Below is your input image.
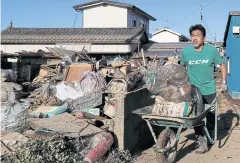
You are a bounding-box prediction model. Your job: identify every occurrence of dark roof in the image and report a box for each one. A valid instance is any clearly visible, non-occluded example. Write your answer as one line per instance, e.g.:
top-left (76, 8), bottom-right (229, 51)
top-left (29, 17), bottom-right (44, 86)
top-left (143, 42), bottom-right (192, 57)
top-left (1, 27), bottom-right (148, 44)
top-left (73, 0), bottom-right (156, 21)
top-left (143, 42), bottom-right (192, 50)
top-left (223, 11), bottom-right (240, 46)
top-left (144, 49), bottom-right (183, 57)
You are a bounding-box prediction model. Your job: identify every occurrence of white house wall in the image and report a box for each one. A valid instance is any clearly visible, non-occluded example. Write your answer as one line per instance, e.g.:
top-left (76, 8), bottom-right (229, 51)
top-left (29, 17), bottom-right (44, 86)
top-left (83, 5), bottom-right (128, 28)
top-left (150, 31), bottom-right (180, 43)
top-left (1, 44), bottom-right (134, 54)
top-left (127, 10), bottom-right (149, 33)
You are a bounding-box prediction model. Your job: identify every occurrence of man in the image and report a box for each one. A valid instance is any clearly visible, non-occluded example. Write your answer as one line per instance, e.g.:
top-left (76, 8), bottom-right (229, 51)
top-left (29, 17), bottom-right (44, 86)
top-left (181, 24), bottom-right (227, 154)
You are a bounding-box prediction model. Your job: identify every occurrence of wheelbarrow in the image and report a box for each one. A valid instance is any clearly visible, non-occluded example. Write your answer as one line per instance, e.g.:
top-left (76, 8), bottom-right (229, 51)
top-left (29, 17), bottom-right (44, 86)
top-left (132, 98), bottom-right (218, 163)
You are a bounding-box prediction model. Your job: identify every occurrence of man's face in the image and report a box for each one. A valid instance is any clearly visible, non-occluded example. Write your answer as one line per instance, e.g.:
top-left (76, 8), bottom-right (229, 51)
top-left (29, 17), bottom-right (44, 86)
top-left (191, 30), bottom-right (206, 48)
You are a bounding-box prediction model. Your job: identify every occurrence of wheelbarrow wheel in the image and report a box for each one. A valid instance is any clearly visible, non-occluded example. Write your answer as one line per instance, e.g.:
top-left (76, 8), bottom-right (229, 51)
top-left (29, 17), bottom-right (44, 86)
top-left (156, 129), bottom-right (177, 163)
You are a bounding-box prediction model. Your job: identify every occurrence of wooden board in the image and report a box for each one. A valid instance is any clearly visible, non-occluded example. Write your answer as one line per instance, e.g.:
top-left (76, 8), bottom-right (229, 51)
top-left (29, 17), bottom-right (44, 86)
top-left (64, 64), bottom-right (94, 82)
top-left (28, 113), bottom-right (102, 137)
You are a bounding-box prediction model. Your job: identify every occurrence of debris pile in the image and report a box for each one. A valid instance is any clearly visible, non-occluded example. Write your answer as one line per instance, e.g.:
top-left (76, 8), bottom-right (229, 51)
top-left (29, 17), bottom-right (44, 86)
top-left (2, 134), bottom-right (132, 163)
top-left (1, 47), bottom-right (144, 162)
top-left (1, 46), bottom-right (190, 162)
top-left (146, 55), bottom-right (193, 117)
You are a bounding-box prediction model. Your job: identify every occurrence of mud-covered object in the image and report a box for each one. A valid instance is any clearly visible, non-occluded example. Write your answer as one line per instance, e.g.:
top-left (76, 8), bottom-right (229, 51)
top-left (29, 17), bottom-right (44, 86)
top-left (2, 136), bottom-right (132, 163)
top-left (1, 69), bottom-right (17, 82)
top-left (152, 96), bottom-right (186, 117)
top-left (146, 63), bottom-right (191, 102)
top-left (1, 82), bottom-right (23, 102)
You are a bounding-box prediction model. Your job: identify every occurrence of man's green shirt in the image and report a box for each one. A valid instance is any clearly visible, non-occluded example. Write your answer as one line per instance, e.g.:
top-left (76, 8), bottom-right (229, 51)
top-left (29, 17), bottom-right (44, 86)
top-left (180, 44), bottom-right (223, 95)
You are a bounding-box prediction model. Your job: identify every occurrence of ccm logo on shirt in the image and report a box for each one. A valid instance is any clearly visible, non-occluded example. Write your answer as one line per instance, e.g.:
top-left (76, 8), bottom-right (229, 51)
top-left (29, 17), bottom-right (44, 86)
top-left (189, 59), bottom-right (209, 65)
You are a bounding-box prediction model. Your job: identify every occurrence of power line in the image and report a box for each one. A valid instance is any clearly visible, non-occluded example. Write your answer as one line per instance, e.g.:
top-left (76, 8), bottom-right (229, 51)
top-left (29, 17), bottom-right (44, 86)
top-left (184, 0), bottom-right (221, 19)
top-left (73, 11), bottom-right (79, 28)
top-left (202, 18), bottom-right (215, 40)
top-left (152, 0), bottom-right (222, 32)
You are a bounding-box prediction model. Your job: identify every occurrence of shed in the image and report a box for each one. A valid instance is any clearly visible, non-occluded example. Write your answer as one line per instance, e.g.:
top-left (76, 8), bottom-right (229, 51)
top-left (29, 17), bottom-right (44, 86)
top-left (223, 11), bottom-right (240, 99)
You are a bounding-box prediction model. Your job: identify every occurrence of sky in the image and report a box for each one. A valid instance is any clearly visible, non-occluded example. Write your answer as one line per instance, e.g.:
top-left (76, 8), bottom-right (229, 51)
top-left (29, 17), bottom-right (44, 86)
top-left (1, 0), bottom-right (240, 41)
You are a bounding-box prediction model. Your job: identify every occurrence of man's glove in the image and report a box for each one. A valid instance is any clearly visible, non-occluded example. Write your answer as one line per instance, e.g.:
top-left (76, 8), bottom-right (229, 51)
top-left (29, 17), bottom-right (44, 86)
top-left (221, 80), bottom-right (227, 92)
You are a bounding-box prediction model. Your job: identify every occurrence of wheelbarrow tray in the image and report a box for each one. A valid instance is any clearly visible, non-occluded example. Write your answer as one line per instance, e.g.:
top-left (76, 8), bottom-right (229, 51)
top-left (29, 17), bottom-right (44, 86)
top-left (132, 104), bottom-right (213, 128)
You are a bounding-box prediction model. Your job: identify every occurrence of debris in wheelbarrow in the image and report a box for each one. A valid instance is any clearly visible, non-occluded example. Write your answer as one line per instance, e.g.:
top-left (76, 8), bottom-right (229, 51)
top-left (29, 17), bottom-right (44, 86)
top-left (152, 96), bottom-right (190, 117)
top-left (146, 62), bottom-right (192, 103)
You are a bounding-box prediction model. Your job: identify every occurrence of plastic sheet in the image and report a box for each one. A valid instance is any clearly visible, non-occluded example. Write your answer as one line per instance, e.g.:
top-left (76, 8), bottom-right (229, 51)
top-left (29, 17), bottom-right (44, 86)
top-left (55, 82), bottom-right (83, 101)
top-left (1, 101), bottom-right (30, 132)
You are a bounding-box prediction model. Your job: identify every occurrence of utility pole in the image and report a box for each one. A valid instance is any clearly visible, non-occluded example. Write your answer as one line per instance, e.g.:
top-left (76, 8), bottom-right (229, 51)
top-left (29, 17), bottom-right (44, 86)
top-left (200, 5), bottom-right (203, 24)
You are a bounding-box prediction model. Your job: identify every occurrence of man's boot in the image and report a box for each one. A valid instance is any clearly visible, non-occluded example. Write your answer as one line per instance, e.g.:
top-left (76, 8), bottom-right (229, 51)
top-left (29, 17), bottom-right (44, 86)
top-left (195, 135), bottom-right (208, 154)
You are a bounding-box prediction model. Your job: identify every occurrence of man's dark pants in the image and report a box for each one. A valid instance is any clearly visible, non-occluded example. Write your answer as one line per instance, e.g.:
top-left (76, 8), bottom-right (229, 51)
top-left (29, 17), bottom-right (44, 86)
top-left (194, 93), bottom-right (216, 136)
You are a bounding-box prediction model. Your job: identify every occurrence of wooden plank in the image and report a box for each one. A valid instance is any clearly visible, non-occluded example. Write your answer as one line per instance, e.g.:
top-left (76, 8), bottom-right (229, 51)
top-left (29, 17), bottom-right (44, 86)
top-left (29, 113), bottom-right (102, 137)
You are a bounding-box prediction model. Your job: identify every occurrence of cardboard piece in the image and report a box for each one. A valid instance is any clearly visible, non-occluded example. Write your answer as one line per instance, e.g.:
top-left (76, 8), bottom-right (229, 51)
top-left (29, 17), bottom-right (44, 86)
top-left (64, 64), bottom-right (95, 82)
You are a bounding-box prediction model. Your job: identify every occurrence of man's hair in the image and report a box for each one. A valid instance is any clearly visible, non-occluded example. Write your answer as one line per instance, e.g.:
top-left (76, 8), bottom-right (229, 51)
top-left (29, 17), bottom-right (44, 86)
top-left (189, 24), bottom-right (206, 37)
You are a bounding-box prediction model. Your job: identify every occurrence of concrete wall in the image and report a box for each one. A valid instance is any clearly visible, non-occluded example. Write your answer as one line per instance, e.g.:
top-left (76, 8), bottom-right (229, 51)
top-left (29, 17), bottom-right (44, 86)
top-left (226, 15), bottom-right (240, 99)
top-left (114, 88), bottom-right (155, 150)
top-left (150, 31), bottom-right (180, 43)
top-left (1, 44), bottom-right (135, 54)
top-left (83, 5), bottom-right (128, 28)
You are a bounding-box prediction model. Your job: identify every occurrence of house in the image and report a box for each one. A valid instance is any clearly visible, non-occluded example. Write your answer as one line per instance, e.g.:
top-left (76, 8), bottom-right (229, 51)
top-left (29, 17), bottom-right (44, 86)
top-left (223, 11), bottom-right (240, 99)
top-left (1, 25), bottom-right (148, 55)
top-left (150, 28), bottom-right (190, 43)
top-left (1, 0), bottom-right (155, 56)
top-left (73, 0), bottom-right (156, 34)
top-left (143, 42), bottom-right (192, 57)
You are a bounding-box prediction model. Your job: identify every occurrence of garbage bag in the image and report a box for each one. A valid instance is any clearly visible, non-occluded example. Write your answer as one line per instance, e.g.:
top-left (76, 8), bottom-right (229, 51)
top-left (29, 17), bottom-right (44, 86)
top-left (146, 63), bottom-right (191, 103)
top-left (55, 82), bottom-right (84, 101)
top-left (80, 71), bottom-right (107, 94)
top-left (1, 101), bottom-right (30, 132)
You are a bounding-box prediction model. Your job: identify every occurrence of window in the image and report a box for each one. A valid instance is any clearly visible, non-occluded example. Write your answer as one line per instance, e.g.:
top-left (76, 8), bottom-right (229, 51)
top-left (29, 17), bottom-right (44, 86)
top-left (131, 15), bottom-right (137, 27)
top-left (140, 19), bottom-right (147, 28)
